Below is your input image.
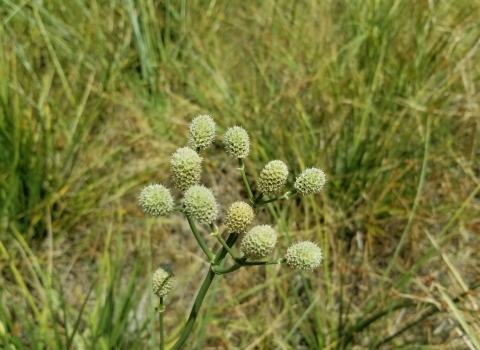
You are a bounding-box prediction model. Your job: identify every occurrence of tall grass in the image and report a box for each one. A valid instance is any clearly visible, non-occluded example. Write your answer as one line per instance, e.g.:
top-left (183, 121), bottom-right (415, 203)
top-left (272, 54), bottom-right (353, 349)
top-left (1, 0), bottom-right (479, 348)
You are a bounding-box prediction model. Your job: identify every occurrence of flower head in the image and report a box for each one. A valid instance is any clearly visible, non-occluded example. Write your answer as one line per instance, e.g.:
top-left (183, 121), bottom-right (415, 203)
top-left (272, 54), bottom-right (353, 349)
top-left (170, 147), bottom-right (203, 191)
top-left (225, 201), bottom-right (254, 234)
top-left (224, 126), bottom-right (250, 158)
top-left (138, 184), bottom-right (174, 217)
top-left (241, 225), bottom-right (277, 260)
top-left (152, 266), bottom-right (176, 297)
top-left (188, 115), bottom-right (216, 149)
top-left (294, 168), bottom-right (327, 195)
top-left (184, 185), bottom-right (219, 224)
top-left (257, 160), bottom-right (289, 197)
top-left (285, 241), bottom-right (323, 270)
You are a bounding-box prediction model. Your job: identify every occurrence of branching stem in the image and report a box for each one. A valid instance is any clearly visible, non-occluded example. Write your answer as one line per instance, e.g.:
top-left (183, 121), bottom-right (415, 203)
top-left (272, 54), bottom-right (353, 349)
top-left (238, 158), bottom-right (254, 202)
top-left (170, 233), bottom-right (239, 350)
top-left (255, 190), bottom-right (297, 206)
top-left (186, 215), bottom-right (215, 262)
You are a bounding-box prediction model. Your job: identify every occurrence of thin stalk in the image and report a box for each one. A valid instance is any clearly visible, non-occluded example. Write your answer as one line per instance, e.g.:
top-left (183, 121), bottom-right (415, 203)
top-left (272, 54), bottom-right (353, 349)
top-left (169, 269), bottom-right (216, 350)
top-left (173, 206), bottom-right (184, 212)
top-left (253, 193), bottom-right (264, 205)
top-left (210, 223), bottom-right (238, 260)
top-left (255, 190), bottom-right (297, 206)
top-left (159, 297), bottom-right (164, 350)
top-left (238, 158), bottom-right (254, 202)
top-left (186, 215), bottom-right (215, 262)
top-left (236, 257), bottom-right (286, 266)
top-left (212, 258), bottom-right (286, 275)
top-left (170, 233), bottom-right (239, 349)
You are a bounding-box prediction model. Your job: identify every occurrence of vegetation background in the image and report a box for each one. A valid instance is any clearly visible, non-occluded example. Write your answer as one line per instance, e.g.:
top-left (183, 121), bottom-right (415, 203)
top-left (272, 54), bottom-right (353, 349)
top-left (1, 0), bottom-right (480, 349)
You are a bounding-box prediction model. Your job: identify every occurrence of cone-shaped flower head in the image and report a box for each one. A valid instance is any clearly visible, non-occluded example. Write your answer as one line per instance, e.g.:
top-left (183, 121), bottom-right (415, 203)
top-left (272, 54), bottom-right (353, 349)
top-left (138, 184), bottom-right (174, 217)
top-left (285, 241), bottom-right (323, 270)
top-left (188, 115), bottom-right (216, 149)
top-left (294, 168), bottom-right (327, 195)
top-left (257, 160), bottom-right (289, 197)
top-left (224, 126), bottom-right (250, 158)
top-left (184, 185), bottom-right (219, 224)
top-left (170, 147), bottom-right (203, 191)
top-left (225, 201), bottom-right (254, 234)
top-left (152, 266), bottom-right (176, 297)
top-left (241, 225), bottom-right (277, 260)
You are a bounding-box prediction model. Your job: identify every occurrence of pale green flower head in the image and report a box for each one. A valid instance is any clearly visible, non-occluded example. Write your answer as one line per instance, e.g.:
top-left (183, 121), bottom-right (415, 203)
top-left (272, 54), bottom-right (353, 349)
top-left (188, 115), bottom-right (216, 150)
top-left (294, 168), bottom-right (327, 195)
top-left (138, 184), bottom-right (174, 217)
top-left (224, 126), bottom-right (250, 158)
top-left (170, 147), bottom-right (203, 191)
top-left (285, 241), bottom-right (323, 271)
top-left (225, 201), bottom-right (254, 234)
top-left (257, 160), bottom-right (289, 197)
top-left (241, 225), bottom-right (277, 260)
top-left (184, 185), bottom-right (219, 224)
top-left (152, 266), bottom-right (176, 297)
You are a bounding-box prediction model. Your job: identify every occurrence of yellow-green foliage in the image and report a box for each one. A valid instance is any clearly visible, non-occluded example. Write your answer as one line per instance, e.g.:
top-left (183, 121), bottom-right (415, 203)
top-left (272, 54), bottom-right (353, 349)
top-left (1, 0), bottom-right (480, 349)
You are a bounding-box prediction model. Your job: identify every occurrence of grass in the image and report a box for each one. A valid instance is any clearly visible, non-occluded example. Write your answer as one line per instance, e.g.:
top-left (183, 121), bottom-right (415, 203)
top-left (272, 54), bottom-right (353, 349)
top-left (1, 0), bottom-right (480, 348)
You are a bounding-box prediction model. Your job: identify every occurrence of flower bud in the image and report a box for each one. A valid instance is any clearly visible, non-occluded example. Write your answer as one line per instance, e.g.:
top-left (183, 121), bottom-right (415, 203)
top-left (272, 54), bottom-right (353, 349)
top-left (184, 185), bottom-right (219, 224)
top-left (257, 160), bottom-right (289, 196)
top-left (241, 225), bottom-right (277, 260)
top-left (170, 147), bottom-right (203, 191)
top-left (294, 168), bottom-right (326, 195)
top-left (138, 184), bottom-right (174, 217)
top-left (224, 126), bottom-right (250, 158)
top-left (188, 115), bottom-right (216, 149)
top-left (285, 241), bottom-right (323, 270)
top-left (152, 266), bottom-right (176, 297)
top-left (225, 201), bottom-right (254, 234)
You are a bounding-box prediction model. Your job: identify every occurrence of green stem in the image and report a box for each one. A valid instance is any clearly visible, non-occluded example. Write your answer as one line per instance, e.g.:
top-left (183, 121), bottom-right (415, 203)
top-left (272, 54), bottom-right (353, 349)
top-left (212, 258), bottom-right (286, 275)
top-left (212, 264), bottom-right (241, 274)
top-left (169, 269), bottom-right (215, 350)
top-left (253, 193), bottom-right (264, 205)
top-left (237, 257), bottom-right (286, 266)
top-left (210, 223), bottom-right (239, 260)
top-left (170, 233), bottom-right (239, 349)
top-left (186, 215), bottom-right (215, 262)
top-left (255, 190), bottom-right (297, 206)
top-left (238, 158), bottom-right (254, 202)
top-left (159, 297), bottom-right (164, 350)
top-left (173, 206), bottom-right (185, 212)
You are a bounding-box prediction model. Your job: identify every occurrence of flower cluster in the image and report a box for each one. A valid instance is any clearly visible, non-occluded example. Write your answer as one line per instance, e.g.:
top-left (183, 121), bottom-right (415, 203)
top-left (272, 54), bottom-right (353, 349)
top-left (139, 184), bottom-right (174, 217)
top-left (188, 115), bottom-right (216, 149)
top-left (285, 241), bottom-right (323, 270)
top-left (224, 126), bottom-right (250, 158)
top-left (152, 266), bottom-right (176, 297)
top-left (294, 168), bottom-right (327, 195)
top-left (139, 114), bottom-right (328, 299)
top-left (170, 147), bottom-right (203, 191)
top-left (257, 160), bottom-right (289, 196)
top-left (184, 185), bottom-right (219, 224)
top-left (225, 201), bottom-right (254, 234)
top-left (241, 225), bottom-right (277, 260)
